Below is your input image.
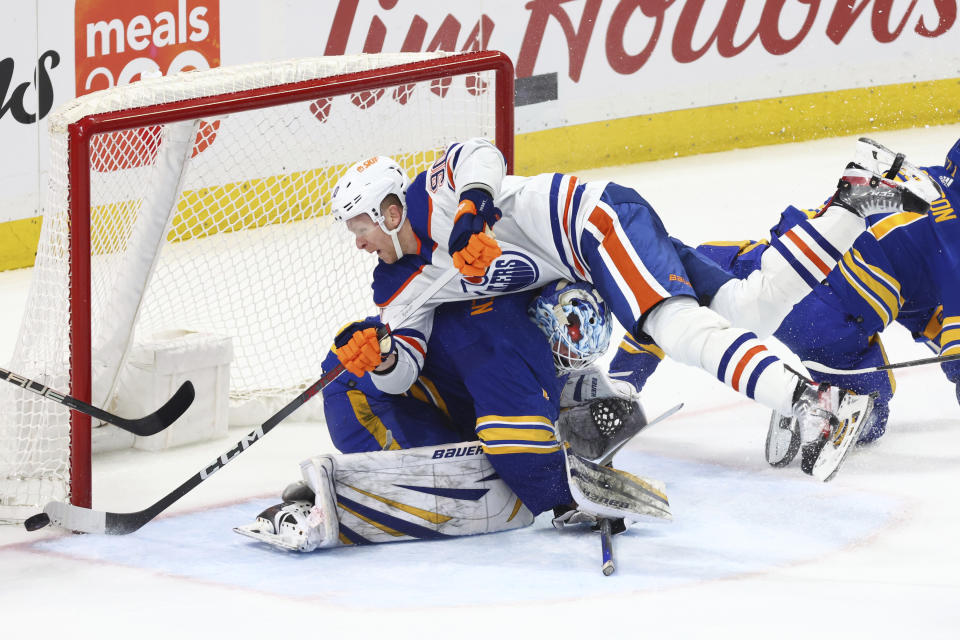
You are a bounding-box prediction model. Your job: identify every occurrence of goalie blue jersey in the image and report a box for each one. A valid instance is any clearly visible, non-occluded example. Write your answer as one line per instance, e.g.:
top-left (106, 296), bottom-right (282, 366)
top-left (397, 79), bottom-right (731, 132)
top-left (322, 290), bottom-right (569, 515)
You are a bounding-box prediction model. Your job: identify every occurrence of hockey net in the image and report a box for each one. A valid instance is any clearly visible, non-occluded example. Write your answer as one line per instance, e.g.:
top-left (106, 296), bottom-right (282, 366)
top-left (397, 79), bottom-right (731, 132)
top-left (0, 51), bottom-right (514, 522)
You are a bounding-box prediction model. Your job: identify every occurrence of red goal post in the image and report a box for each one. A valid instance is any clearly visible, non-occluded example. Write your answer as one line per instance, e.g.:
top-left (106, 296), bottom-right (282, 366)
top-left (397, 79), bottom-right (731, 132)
top-left (0, 51), bottom-right (514, 521)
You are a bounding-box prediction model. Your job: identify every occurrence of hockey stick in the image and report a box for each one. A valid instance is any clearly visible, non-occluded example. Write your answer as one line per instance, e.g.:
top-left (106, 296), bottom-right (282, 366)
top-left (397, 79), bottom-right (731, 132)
top-left (803, 351), bottom-right (960, 376)
top-left (594, 403), bottom-right (682, 576)
top-left (599, 517), bottom-right (615, 576)
top-left (597, 402), bottom-right (683, 467)
top-left (0, 366), bottom-right (195, 437)
top-left (27, 267), bottom-right (462, 534)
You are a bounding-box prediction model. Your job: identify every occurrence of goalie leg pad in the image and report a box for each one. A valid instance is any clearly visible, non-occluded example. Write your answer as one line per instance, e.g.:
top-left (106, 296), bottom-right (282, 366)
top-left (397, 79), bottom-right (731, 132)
top-left (330, 443), bottom-right (534, 545)
top-left (236, 442), bottom-right (535, 551)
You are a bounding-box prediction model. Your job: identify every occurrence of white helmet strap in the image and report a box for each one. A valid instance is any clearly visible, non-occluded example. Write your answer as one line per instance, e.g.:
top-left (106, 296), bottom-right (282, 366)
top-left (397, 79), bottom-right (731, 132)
top-left (377, 205), bottom-right (408, 259)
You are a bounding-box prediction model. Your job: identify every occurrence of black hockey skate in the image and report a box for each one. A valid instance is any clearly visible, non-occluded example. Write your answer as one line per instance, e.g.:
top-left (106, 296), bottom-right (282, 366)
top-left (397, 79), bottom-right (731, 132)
top-left (791, 379), bottom-right (875, 481)
top-left (834, 138), bottom-right (943, 218)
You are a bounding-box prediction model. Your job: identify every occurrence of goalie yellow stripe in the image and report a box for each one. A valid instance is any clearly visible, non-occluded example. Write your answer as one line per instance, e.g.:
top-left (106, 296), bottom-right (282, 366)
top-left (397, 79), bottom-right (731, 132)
top-left (476, 426), bottom-right (558, 443)
top-left (507, 498), bottom-right (525, 522)
top-left (343, 484), bottom-right (452, 525)
top-left (476, 414), bottom-right (555, 427)
top-left (337, 501), bottom-right (406, 537)
top-left (481, 443), bottom-right (562, 455)
top-left (346, 390), bottom-right (402, 451)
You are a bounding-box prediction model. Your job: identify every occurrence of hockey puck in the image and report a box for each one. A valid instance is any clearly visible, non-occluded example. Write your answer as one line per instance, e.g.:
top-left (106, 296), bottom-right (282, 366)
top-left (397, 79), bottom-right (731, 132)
top-left (23, 512), bottom-right (50, 531)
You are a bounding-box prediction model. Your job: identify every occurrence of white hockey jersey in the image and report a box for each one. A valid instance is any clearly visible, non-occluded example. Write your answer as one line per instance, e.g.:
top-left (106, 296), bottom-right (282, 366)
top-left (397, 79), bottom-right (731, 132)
top-left (370, 138), bottom-right (608, 394)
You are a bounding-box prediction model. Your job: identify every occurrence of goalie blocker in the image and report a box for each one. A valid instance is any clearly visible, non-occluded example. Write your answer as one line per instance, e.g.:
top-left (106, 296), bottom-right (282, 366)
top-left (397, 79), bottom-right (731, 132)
top-left (235, 434), bottom-right (672, 553)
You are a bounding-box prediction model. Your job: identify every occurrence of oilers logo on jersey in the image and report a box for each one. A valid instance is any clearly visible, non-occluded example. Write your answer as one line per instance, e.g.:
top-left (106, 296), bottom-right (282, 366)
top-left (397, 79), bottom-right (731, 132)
top-left (458, 251), bottom-right (540, 295)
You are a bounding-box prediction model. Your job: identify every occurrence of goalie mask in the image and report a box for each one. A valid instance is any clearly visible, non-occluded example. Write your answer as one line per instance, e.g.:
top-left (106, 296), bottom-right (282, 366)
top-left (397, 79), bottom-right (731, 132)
top-left (529, 280), bottom-right (613, 372)
top-left (331, 156), bottom-right (412, 258)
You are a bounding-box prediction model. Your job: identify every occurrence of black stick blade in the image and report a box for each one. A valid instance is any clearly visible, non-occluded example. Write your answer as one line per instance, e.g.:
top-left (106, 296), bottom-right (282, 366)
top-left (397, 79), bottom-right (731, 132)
top-left (153, 380), bottom-right (196, 428)
top-left (24, 512), bottom-right (50, 531)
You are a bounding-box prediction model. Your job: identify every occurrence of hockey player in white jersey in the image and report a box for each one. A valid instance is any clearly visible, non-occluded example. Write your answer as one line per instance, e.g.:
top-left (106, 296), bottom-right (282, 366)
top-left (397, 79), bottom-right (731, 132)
top-left (330, 139), bottom-right (941, 481)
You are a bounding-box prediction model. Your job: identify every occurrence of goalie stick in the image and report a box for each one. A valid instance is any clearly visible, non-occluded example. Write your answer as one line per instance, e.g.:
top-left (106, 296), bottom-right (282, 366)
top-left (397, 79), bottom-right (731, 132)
top-left (26, 267), bottom-right (461, 534)
top-left (0, 366), bottom-right (194, 437)
top-left (593, 402), bottom-right (681, 576)
top-left (803, 351), bottom-right (960, 376)
top-left (593, 403), bottom-right (681, 576)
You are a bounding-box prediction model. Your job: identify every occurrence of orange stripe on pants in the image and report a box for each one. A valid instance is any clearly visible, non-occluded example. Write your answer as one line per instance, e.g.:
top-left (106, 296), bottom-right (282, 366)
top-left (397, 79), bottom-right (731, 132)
top-left (588, 207), bottom-right (664, 313)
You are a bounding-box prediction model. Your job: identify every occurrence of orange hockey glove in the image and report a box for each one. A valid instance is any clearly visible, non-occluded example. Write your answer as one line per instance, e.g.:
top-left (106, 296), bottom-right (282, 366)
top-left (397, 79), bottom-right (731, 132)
top-left (334, 321), bottom-right (394, 377)
top-left (452, 231), bottom-right (502, 277)
top-left (449, 189), bottom-right (502, 276)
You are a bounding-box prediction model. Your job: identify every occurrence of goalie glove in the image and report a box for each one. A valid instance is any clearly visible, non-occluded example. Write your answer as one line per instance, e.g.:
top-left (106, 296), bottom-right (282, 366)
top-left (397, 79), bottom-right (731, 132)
top-left (449, 188), bottom-right (502, 276)
top-left (334, 320), bottom-right (395, 377)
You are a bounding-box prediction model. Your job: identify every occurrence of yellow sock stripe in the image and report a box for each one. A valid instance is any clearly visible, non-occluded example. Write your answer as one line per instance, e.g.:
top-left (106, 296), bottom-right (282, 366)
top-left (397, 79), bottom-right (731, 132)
top-left (343, 484), bottom-right (452, 525)
top-left (346, 390), bottom-right (402, 450)
top-left (942, 316), bottom-right (960, 354)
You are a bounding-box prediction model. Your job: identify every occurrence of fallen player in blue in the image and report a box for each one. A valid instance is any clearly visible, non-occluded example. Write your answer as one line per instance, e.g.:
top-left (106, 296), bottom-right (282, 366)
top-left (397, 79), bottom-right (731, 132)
top-left (607, 136), bottom-right (960, 469)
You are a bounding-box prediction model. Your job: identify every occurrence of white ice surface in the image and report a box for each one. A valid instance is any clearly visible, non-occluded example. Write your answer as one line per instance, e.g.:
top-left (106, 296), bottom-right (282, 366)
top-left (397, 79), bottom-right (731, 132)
top-left (2, 125), bottom-right (960, 638)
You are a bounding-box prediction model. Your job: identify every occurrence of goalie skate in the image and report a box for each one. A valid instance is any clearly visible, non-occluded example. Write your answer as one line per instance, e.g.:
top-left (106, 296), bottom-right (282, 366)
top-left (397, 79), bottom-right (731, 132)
top-left (234, 456), bottom-right (339, 552)
top-left (564, 449), bottom-right (672, 523)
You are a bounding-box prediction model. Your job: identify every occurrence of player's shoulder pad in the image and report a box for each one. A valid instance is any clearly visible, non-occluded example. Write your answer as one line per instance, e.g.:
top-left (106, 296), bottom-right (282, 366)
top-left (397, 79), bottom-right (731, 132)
top-left (372, 255), bottom-right (429, 307)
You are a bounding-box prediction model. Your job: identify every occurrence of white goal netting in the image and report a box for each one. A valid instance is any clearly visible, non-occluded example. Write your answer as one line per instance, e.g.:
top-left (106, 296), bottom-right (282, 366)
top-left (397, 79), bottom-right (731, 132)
top-left (0, 52), bottom-right (509, 521)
